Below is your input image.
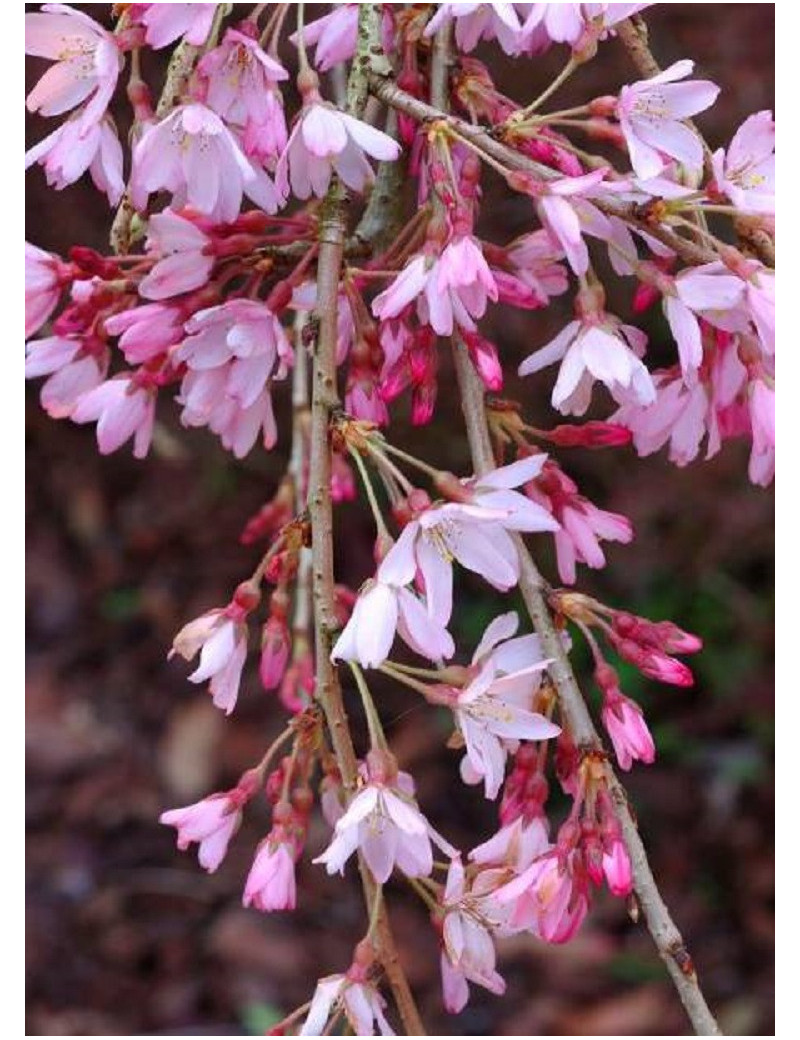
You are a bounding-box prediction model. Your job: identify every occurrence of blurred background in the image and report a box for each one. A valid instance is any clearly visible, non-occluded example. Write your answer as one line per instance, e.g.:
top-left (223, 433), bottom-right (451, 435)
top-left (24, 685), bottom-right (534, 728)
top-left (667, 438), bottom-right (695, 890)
top-left (26, 4), bottom-right (774, 1035)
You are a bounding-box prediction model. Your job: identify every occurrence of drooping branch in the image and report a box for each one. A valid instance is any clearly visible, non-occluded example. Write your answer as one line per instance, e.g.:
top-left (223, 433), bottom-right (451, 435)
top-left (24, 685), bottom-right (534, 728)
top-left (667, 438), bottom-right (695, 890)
top-left (367, 72), bottom-right (718, 267)
top-left (307, 7), bottom-right (425, 1034)
top-left (426, 12), bottom-right (723, 1027)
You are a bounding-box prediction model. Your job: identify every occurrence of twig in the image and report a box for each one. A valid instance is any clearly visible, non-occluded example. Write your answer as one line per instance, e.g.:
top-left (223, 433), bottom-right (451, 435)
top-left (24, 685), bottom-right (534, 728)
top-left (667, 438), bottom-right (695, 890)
top-left (367, 73), bottom-right (717, 267)
top-left (307, 7), bottom-right (425, 1034)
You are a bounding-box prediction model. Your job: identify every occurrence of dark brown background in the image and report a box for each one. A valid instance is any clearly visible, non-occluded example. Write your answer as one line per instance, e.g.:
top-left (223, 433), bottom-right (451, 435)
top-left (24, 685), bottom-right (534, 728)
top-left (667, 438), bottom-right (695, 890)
top-left (26, 5), bottom-right (774, 1035)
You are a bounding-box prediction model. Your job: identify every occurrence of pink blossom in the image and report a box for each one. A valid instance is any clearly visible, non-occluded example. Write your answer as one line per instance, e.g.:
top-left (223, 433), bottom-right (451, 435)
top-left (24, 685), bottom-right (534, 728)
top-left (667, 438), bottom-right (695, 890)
top-left (661, 264), bottom-right (745, 382)
top-left (439, 858), bottom-right (506, 1014)
top-left (131, 103), bottom-right (279, 223)
top-left (711, 110), bottom-right (774, 214)
top-left (138, 3), bottom-right (216, 48)
top-left (25, 335), bottom-right (107, 419)
top-left (104, 303), bottom-right (184, 364)
top-left (276, 100), bottom-right (400, 201)
top-left (176, 300), bottom-right (292, 458)
top-left (291, 5), bottom-right (360, 71)
top-left (601, 690), bottom-right (655, 771)
top-left (519, 3), bottom-right (585, 48)
top-left (314, 759), bottom-right (437, 884)
top-left (617, 60), bottom-right (720, 179)
top-left (138, 210), bottom-right (213, 301)
top-left (25, 243), bottom-right (66, 338)
top-left (169, 598), bottom-right (253, 714)
top-left (524, 460), bottom-right (633, 584)
top-left (504, 229), bottom-right (569, 305)
top-left (377, 456), bottom-right (559, 624)
top-left (496, 850), bottom-right (584, 941)
top-left (71, 373), bottom-right (156, 458)
top-left (243, 834), bottom-right (297, 911)
top-left (300, 973), bottom-right (395, 1037)
top-left (519, 315), bottom-right (654, 416)
top-left (470, 815), bottom-right (550, 874)
top-left (425, 3), bottom-right (524, 55)
top-left (160, 791), bottom-right (241, 872)
top-left (372, 236), bottom-right (498, 337)
top-left (521, 168), bottom-right (611, 276)
top-left (197, 29), bottom-right (288, 164)
top-left (26, 113), bottom-right (124, 205)
top-left (452, 655), bottom-right (559, 800)
top-left (331, 574), bottom-right (455, 670)
top-left (25, 3), bottom-right (121, 124)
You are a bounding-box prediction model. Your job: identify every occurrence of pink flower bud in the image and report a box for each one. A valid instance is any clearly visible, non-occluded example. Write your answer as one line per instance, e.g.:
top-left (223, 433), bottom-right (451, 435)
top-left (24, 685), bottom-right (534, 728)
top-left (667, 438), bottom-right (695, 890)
top-left (601, 694), bottom-right (655, 772)
top-left (160, 792), bottom-right (242, 873)
top-left (602, 839), bottom-right (633, 897)
top-left (260, 616), bottom-right (291, 690)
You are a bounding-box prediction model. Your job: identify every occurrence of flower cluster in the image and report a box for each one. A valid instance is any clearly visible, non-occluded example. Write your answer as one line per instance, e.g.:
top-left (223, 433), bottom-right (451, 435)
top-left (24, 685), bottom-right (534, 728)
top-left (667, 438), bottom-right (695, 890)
top-left (25, 3), bottom-right (773, 1034)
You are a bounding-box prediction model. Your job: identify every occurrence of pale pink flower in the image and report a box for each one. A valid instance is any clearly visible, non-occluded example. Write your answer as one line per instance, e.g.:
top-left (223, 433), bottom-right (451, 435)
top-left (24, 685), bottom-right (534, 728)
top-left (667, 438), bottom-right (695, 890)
top-left (601, 690), bottom-right (655, 771)
top-left (169, 604), bottom-right (251, 714)
top-left (138, 210), bottom-right (213, 301)
top-left (197, 29), bottom-right (288, 164)
top-left (711, 110), bottom-right (774, 214)
top-left (470, 815), bottom-right (550, 873)
top-left (519, 3), bottom-right (585, 47)
top-left (25, 335), bottom-right (107, 419)
top-left (25, 242), bottom-right (67, 338)
top-left (743, 266), bottom-right (775, 355)
top-left (662, 264), bottom-right (745, 382)
top-left (314, 762), bottom-right (436, 884)
top-left (275, 100), bottom-right (400, 201)
top-left (453, 657), bottom-right (559, 800)
top-left (300, 973), bottom-right (395, 1037)
top-left (372, 236), bottom-right (498, 337)
top-left (26, 113), bottom-right (124, 205)
top-left (71, 374), bottom-right (156, 458)
top-left (439, 858), bottom-right (506, 1014)
top-left (138, 3), bottom-right (216, 48)
top-left (25, 3), bottom-right (121, 124)
top-left (617, 60), bottom-right (720, 179)
top-left (104, 303), bottom-right (185, 364)
top-left (291, 4), bottom-right (360, 71)
top-left (378, 455), bottom-right (559, 624)
top-left (520, 315), bottom-right (654, 416)
top-left (496, 850), bottom-right (586, 941)
top-left (176, 300), bottom-right (292, 458)
top-left (160, 792), bottom-right (241, 872)
top-left (243, 834), bottom-right (297, 911)
top-left (425, 3), bottom-right (524, 55)
top-left (505, 229), bottom-right (569, 305)
top-left (529, 168), bottom-right (612, 276)
top-left (331, 575), bottom-right (455, 670)
top-left (131, 103), bottom-right (280, 223)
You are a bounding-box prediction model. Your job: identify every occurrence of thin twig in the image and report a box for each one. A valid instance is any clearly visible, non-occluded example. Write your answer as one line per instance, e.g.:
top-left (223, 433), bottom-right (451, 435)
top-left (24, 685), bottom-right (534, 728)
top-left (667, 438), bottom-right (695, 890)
top-left (307, 7), bottom-right (425, 1034)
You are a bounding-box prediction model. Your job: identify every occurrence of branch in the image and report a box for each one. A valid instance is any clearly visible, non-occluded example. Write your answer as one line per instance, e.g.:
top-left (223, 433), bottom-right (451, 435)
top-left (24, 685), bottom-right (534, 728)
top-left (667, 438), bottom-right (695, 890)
top-left (367, 73), bottom-right (718, 267)
top-left (308, 8), bottom-right (425, 1034)
top-left (450, 344), bottom-right (723, 1035)
top-left (429, 16), bottom-right (721, 1026)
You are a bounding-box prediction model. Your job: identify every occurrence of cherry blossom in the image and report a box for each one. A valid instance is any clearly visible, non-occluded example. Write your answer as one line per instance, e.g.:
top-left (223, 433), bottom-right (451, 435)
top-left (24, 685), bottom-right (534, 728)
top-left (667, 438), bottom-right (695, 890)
top-left (300, 970), bottom-right (395, 1037)
top-left (25, 242), bottom-right (67, 338)
top-left (131, 103), bottom-right (280, 222)
top-left (70, 373), bottom-right (156, 458)
top-left (276, 99), bottom-right (400, 201)
top-left (25, 3), bottom-right (121, 124)
top-left (137, 3), bottom-right (216, 49)
top-left (617, 60), bottom-right (720, 179)
top-left (711, 110), bottom-right (775, 214)
top-left (25, 113), bottom-right (124, 204)
top-left (25, 335), bottom-right (108, 419)
top-left (160, 791), bottom-right (242, 872)
top-left (138, 209), bottom-right (214, 301)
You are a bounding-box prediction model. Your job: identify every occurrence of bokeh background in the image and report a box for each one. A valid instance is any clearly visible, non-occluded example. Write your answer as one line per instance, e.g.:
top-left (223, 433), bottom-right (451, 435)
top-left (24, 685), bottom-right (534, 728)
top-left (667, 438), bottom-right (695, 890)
top-left (26, 4), bottom-right (774, 1035)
